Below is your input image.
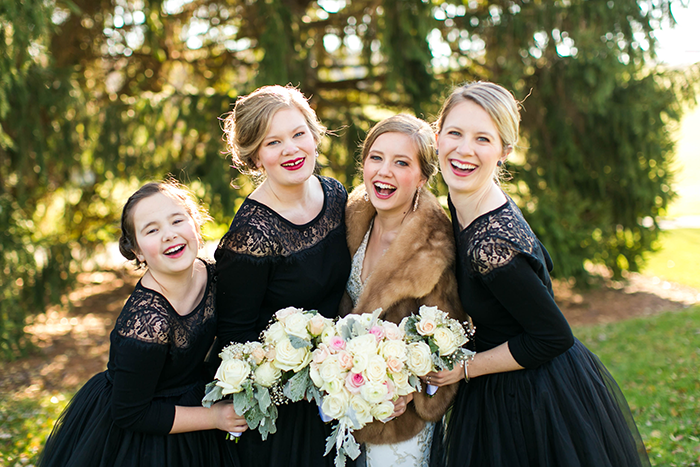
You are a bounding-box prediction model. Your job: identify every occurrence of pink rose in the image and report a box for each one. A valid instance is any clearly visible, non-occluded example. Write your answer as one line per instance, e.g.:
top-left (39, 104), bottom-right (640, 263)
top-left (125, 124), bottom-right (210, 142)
top-left (345, 372), bottom-right (365, 394)
top-left (307, 314), bottom-right (327, 336)
top-left (384, 379), bottom-right (395, 399)
top-left (369, 326), bottom-right (386, 341)
top-left (329, 336), bottom-right (346, 352)
top-left (386, 356), bottom-right (404, 373)
top-left (313, 343), bottom-right (331, 364)
top-left (337, 351), bottom-right (354, 370)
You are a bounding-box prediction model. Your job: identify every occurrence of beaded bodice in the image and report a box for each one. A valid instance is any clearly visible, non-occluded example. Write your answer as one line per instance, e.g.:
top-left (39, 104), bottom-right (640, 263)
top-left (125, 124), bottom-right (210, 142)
top-left (346, 219), bottom-right (373, 306)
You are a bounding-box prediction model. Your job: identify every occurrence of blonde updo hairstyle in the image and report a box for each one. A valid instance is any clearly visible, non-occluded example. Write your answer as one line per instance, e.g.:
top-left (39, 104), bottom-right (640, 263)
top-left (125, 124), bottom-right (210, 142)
top-left (435, 81), bottom-right (521, 167)
top-left (118, 180), bottom-right (210, 268)
top-left (222, 85), bottom-right (326, 176)
top-left (360, 113), bottom-right (438, 184)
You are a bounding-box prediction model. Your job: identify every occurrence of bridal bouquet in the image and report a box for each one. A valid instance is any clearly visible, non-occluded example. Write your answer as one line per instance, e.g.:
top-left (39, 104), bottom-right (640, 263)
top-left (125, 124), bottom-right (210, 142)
top-left (309, 310), bottom-right (420, 467)
top-left (400, 305), bottom-right (475, 395)
top-left (202, 341), bottom-right (281, 440)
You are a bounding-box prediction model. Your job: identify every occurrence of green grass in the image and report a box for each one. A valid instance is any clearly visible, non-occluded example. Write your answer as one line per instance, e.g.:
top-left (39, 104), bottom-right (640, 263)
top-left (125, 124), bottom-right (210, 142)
top-left (575, 306), bottom-right (700, 466)
top-left (642, 228), bottom-right (700, 290)
top-left (0, 392), bottom-right (70, 467)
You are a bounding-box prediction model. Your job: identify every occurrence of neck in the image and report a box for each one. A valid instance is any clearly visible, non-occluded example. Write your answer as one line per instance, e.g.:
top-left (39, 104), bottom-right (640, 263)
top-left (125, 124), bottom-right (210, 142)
top-left (449, 182), bottom-right (506, 230)
top-left (145, 262), bottom-right (198, 303)
top-left (372, 206), bottom-right (411, 246)
top-left (259, 175), bottom-right (316, 211)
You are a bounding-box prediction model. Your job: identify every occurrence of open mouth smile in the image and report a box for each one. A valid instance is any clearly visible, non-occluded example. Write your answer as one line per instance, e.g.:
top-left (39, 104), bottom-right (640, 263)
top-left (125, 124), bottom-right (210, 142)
top-left (164, 244), bottom-right (186, 258)
top-left (373, 181), bottom-right (396, 199)
top-left (281, 157), bottom-right (305, 170)
top-left (449, 159), bottom-right (477, 176)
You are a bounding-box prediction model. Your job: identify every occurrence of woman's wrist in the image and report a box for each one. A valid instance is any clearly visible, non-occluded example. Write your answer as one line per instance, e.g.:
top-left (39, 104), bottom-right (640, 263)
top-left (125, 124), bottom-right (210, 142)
top-left (463, 353), bottom-right (475, 383)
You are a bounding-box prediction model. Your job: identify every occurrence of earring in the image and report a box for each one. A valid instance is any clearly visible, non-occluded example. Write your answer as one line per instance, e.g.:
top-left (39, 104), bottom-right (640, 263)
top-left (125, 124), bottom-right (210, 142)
top-left (497, 160), bottom-right (503, 167)
top-left (363, 191), bottom-right (369, 202)
top-left (435, 148), bottom-right (439, 156)
top-left (413, 189), bottom-right (420, 212)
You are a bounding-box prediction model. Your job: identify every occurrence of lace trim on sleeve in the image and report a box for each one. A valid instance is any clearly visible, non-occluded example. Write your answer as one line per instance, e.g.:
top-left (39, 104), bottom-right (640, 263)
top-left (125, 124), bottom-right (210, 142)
top-left (217, 176), bottom-right (346, 258)
top-left (116, 262), bottom-right (216, 349)
top-left (463, 199), bottom-right (538, 276)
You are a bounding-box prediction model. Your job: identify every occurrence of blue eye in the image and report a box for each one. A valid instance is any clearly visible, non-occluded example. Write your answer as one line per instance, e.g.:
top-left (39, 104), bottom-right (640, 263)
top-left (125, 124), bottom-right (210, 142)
top-left (294, 131), bottom-right (305, 138)
top-left (396, 160), bottom-right (408, 167)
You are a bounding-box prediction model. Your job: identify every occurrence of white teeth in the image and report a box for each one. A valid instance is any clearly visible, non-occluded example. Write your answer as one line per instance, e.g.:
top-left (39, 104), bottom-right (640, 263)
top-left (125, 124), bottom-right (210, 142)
top-left (451, 160), bottom-right (477, 170)
top-left (165, 245), bottom-right (184, 255)
top-left (282, 158), bottom-right (303, 167)
top-left (374, 182), bottom-right (395, 190)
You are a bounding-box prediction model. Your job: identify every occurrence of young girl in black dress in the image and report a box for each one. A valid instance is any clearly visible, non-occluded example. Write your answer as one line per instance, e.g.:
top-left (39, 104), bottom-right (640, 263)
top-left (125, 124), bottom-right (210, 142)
top-left (214, 85), bottom-right (351, 467)
top-left (425, 82), bottom-right (650, 467)
top-left (39, 181), bottom-right (247, 467)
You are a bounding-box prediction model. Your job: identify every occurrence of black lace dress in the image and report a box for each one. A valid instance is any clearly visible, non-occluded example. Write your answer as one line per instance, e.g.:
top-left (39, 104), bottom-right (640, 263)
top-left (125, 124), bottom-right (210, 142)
top-left (39, 260), bottom-right (238, 467)
top-left (445, 196), bottom-right (650, 467)
top-left (214, 175), bottom-right (351, 467)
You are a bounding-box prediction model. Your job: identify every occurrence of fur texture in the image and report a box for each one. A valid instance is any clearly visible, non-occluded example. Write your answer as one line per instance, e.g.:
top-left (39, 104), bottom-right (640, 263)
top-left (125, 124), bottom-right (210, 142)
top-left (339, 184), bottom-right (467, 445)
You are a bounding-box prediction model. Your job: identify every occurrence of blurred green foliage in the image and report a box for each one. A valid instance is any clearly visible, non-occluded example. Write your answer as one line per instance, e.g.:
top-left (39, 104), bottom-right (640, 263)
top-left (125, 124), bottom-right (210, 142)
top-left (1, 0), bottom-right (699, 358)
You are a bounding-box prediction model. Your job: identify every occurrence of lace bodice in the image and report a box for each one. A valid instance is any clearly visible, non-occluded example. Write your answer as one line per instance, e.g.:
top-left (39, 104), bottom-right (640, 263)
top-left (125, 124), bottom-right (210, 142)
top-left (458, 196), bottom-right (539, 277)
top-left (217, 176), bottom-right (346, 259)
top-left (114, 260), bottom-right (216, 350)
top-left (346, 219), bottom-right (373, 306)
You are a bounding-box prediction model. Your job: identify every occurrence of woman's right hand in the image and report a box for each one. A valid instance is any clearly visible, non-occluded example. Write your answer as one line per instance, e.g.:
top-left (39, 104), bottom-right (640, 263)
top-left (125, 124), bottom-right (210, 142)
top-left (212, 400), bottom-right (249, 433)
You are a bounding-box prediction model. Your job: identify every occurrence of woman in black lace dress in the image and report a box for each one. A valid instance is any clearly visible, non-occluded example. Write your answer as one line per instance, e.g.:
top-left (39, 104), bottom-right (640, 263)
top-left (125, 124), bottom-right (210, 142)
top-left (425, 82), bottom-right (650, 467)
top-left (214, 85), bottom-right (351, 467)
top-left (39, 181), bottom-right (247, 467)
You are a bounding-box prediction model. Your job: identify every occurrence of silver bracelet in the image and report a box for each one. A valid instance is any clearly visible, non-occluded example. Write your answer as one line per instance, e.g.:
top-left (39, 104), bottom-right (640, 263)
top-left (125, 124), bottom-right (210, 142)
top-left (463, 353), bottom-right (475, 383)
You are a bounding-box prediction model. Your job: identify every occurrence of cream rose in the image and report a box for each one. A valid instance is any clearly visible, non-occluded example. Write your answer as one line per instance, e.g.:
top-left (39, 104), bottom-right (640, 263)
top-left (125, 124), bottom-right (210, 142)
top-left (406, 342), bottom-right (433, 376)
top-left (310, 362), bottom-right (324, 388)
top-left (346, 334), bottom-right (377, 356)
top-left (434, 326), bottom-right (459, 356)
top-left (312, 343), bottom-right (331, 364)
top-left (360, 381), bottom-right (389, 404)
top-left (272, 337), bottom-right (312, 372)
top-left (416, 317), bottom-right (437, 336)
top-left (254, 361), bottom-right (281, 387)
top-left (336, 351), bottom-right (354, 371)
top-left (250, 342), bottom-right (266, 365)
top-left (379, 340), bottom-right (407, 360)
top-left (390, 369), bottom-right (412, 395)
top-left (319, 356), bottom-right (344, 384)
top-left (284, 312), bottom-right (311, 340)
top-left (321, 392), bottom-right (349, 420)
top-left (307, 314), bottom-right (327, 337)
top-left (349, 395), bottom-right (373, 427)
top-left (383, 322), bottom-right (404, 341)
top-left (320, 325), bottom-right (337, 345)
top-left (351, 352), bottom-right (369, 373)
top-left (365, 355), bottom-right (388, 383)
top-left (386, 356), bottom-right (404, 374)
top-left (370, 400), bottom-right (395, 421)
top-left (264, 321), bottom-right (287, 345)
top-left (275, 306), bottom-right (300, 322)
top-left (215, 359), bottom-right (251, 395)
top-left (324, 377), bottom-right (345, 395)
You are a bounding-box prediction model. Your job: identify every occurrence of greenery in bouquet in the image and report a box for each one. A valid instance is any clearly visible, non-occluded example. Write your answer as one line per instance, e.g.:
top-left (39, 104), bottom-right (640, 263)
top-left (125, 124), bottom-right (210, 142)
top-left (309, 309), bottom-right (421, 467)
top-left (202, 341), bottom-right (281, 440)
top-left (400, 305), bottom-right (475, 378)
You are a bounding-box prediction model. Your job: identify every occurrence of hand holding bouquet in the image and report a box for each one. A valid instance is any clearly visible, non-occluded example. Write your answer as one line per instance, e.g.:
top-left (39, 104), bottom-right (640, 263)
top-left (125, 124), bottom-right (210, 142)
top-left (400, 305), bottom-right (475, 395)
top-left (202, 341), bottom-right (281, 440)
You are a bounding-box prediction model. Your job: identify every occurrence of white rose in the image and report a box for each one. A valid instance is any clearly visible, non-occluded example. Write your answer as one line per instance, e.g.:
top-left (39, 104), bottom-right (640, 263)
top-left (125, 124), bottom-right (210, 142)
top-left (319, 356), bottom-right (344, 383)
top-left (324, 377), bottom-right (345, 395)
top-left (272, 337), bottom-right (312, 373)
top-left (215, 359), bottom-right (251, 395)
top-left (349, 395), bottom-right (373, 427)
top-left (418, 305), bottom-right (443, 322)
top-left (434, 326), bottom-right (459, 356)
top-left (365, 355), bottom-right (388, 383)
top-left (284, 312), bottom-right (311, 340)
top-left (321, 392), bottom-right (349, 420)
top-left (390, 370), bottom-right (412, 396)
top-left (406, 342), bottom-right (433, 376)
top-left (360, 381), bottom-right (389, 404)
top-left (320, 325), bottom-right (337, 346)
top-left (351, 352), bottom-right (369, 373)
top-left (346, 334), bottom-right (377, 356)
top-left (264, 322), bottom-right (287, 345)
top-left (254, 361), bottom-right (281, 387)
top-left (370, 400), bottom-right (395, 421)
top-left (379, 340), bottom-right (407, 360)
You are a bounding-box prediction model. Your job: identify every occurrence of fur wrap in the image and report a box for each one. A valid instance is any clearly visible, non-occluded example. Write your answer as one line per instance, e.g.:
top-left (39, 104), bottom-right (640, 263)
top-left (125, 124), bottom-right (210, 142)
top-left (339, 184), bottom-right (467, 445)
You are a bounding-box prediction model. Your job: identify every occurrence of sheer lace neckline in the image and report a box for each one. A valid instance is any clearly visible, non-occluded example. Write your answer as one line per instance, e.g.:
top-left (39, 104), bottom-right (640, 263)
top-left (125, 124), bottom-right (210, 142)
top-left (138, 259), bottom-right (209, 318)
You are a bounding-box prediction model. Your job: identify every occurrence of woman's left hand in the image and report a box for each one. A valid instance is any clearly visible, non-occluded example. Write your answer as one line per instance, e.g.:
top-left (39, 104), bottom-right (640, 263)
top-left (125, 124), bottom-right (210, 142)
top-left (389, 393), bottom-right (414, 419)
top-left (424, 362), bottom-right (464, 387)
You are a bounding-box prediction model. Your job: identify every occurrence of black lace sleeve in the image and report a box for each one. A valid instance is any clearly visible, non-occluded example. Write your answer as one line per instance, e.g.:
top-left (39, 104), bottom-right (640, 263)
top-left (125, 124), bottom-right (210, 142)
top-left (466, 199), bottom-right (573, 368)
top-left (110, 287), bottom-right (175, 434)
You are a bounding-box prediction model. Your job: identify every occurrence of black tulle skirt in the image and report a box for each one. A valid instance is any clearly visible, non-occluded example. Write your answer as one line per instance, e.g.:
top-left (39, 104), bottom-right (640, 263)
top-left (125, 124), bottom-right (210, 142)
top-left (232, 399), bottom-right (351, 467)
top-left (445, 339), bottom-right (650, 467)
top-left (38, 372), bottom-right (238, 467)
